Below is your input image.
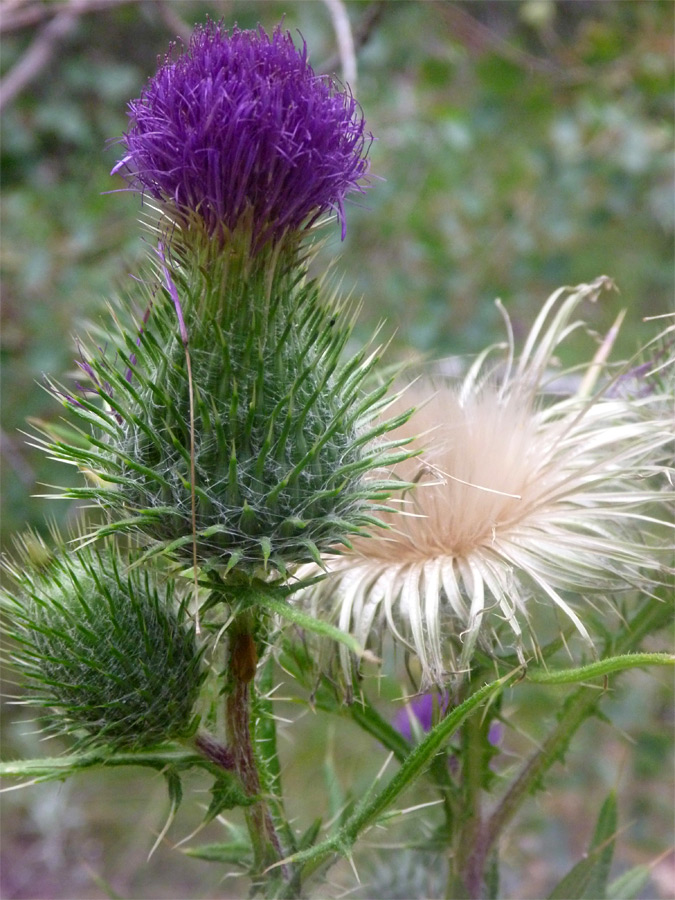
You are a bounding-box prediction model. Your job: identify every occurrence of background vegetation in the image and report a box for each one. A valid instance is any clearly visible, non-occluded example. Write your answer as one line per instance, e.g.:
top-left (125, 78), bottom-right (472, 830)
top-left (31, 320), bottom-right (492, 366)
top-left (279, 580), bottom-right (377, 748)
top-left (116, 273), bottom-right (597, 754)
top-left (1, 2), bottom-right (673, 898)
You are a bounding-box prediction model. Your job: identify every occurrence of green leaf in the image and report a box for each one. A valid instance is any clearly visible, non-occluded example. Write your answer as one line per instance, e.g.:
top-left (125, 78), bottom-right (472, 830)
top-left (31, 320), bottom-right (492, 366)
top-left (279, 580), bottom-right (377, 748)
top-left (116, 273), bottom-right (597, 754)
top-left (347, 696), bottom-right (412, 763)
top-left (298, 818), bottom-right (322, 851)
top-left (284, 671), bottom-right (517, 880)
top-left (0, 748), bottom-right (206, 783)
top-left (204, 772), bottom-right (257, 823)
top-left (323, 746), bottom-right (347, 827)
top-left (586, 791), bottom-right (618, 899)
top-left (148, 767), bottom-right (183, 860)
top-left (252, 590), bottom-right (364, 657)
top-left (547, 792), bottom-right (617, 899)
top-left (184, 840), bottom-right (252, 866)
top-left (165, 768), bottom-right (183, 810)
top-left (606, 864), bottom-right (652, 900)
top-left (278, 634), bottom-right (412, 762)
top-left (548, 855), bottom-right (604, 900)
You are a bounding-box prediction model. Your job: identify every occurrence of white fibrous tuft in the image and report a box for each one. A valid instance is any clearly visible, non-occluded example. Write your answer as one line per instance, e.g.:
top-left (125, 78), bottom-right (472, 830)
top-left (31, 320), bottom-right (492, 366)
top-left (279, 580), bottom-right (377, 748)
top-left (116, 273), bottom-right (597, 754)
top-left (300, 279), bottom-right (675, 686)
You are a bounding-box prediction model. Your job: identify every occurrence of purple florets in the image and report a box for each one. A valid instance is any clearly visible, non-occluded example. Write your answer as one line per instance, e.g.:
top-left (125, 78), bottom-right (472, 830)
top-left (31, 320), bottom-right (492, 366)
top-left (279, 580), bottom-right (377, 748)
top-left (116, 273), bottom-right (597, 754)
top-left (393, 693), bottom-right (450, 741)
top-left (113, 21), bottom-right (372, 248)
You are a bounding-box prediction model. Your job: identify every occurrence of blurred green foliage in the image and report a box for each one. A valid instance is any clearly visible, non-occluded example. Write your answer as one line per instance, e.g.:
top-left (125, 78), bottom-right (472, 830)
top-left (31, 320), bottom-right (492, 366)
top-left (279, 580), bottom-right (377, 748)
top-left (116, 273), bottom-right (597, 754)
top-left (1, 2), bottom-right (673, 898)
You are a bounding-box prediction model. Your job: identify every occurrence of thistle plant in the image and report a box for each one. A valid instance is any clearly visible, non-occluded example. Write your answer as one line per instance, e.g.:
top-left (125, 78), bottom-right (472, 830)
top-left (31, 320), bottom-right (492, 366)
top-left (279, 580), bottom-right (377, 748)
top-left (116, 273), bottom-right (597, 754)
top-left (42, 21), bottom-right (401, 575)
top-left (2, 19), bottom-right (673, 900)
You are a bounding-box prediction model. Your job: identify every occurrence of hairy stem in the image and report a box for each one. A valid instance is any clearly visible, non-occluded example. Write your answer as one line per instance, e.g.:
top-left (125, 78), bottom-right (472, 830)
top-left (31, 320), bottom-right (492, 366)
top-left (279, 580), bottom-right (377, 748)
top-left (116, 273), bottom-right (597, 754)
top-left (225, 618), bottom-right (287, 879)
top-left (454, 709), bottom-right (486, 899)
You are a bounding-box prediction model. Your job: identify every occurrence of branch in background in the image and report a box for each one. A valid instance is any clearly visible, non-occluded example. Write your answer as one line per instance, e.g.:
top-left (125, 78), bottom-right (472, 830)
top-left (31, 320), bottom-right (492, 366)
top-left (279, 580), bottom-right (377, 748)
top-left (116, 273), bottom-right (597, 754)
top-left (154, 0), bottom-right (193, 45)
top-left (322, 0), bottom-right (357, 87)
top-left (0, 0), bottom-right (135, 34)
top-left (2, 0), bottom-right (382, 111)
top-left (1, 2), bottom-right (81, 112)
top-left (1, 0), bottom-right (69, 32)
top-left (0, 0), bottom-right (137, 112)
top-left (434, 1), bottom-right (562, 77)
top-left (320, 1), bottom-right (384, 79)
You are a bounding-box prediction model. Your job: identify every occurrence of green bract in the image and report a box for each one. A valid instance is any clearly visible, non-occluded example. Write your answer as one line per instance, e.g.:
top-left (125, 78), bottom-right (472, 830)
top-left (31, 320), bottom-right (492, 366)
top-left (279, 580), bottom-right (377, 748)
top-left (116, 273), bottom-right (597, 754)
top-left (3, 541), bottom-right (205, 750)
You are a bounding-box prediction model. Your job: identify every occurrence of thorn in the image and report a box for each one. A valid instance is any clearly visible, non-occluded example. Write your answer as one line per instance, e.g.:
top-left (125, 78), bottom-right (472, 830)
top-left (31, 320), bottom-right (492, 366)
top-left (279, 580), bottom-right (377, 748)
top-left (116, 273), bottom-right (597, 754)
top-left (347, 853), bottom-right (361, 884)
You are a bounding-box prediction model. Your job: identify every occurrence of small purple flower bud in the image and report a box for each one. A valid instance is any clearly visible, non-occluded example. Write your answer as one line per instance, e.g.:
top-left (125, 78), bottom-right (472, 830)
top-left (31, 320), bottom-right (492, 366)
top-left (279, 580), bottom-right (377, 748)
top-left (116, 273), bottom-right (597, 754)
top-left (393, 692), bottom-right (450, 742)
top-left (113, 21), bottom-right (372, 250)
top-left (488, 721), bottom-right (503, 747)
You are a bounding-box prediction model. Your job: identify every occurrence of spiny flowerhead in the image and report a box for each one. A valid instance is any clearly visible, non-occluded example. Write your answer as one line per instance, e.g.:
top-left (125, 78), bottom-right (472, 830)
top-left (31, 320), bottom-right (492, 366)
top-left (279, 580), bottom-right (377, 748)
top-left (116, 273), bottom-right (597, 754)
top-left (40, 257), bottom-right (412, 575)
top-left (2, 536), bottom-right (205, 751)
top-left (301, 278), bottom-right (675, 686)
top-left (113, 20), bottom-right (372, 253)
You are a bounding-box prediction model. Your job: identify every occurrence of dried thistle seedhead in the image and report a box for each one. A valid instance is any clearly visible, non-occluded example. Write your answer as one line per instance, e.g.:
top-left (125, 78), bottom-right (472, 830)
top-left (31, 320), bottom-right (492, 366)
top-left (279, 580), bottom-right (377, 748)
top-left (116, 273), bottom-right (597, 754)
top-left (301, 279), bottom-right (675, 686)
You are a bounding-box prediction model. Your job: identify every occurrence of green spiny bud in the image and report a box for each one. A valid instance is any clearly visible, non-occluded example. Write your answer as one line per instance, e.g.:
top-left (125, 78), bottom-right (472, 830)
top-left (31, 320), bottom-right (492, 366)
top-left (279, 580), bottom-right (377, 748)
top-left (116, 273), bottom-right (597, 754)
top-left (45, 252), bottom-right (412, 574)
top-left (2, 538), bottom-right (205, 751)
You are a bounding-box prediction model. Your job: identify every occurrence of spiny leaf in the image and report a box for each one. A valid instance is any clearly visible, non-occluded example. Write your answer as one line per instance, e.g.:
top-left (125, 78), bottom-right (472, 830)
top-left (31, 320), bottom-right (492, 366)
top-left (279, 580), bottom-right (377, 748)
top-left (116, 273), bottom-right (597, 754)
top-left (298, 818), bottom-right (322, 851)
top-left (584, 791), bottom-right (618, 900)
top-left (183, 840), bottom-right (252, 866)
top-left (204, 772), bottom-right (257, 824)
top-left (0, 749), bottom-right (205, 783)
top-left (148, 767), bottom-right (183, 860)
top-left (253, 591), bottom-right (364, 657)
top-left (526, 653), bottom-right (675, 685)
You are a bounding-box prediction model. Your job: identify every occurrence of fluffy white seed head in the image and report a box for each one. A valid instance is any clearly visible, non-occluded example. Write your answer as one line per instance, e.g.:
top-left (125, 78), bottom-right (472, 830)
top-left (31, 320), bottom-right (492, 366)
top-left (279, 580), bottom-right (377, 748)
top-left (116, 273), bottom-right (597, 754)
top-left (300, 279), bottom-right (674, 686)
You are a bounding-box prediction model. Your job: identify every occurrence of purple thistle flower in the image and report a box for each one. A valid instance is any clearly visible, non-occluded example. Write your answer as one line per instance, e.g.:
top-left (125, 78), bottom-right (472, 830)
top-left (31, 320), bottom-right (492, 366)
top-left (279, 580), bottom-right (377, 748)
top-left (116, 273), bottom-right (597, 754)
top-left (393, 693), bottom-right (503, 745)
top-left (393, 692), bottom-right (450, 742)
top-left (113, 21), bottom-right (372, 249)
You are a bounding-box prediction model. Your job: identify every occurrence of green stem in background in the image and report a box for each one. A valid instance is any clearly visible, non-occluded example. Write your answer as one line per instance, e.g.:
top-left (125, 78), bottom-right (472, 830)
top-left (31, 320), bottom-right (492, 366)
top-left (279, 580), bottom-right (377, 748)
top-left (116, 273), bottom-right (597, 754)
top-left (467, 682), bottom-right (600, 898)
top-left (463, 594), bottom-right (674, 896)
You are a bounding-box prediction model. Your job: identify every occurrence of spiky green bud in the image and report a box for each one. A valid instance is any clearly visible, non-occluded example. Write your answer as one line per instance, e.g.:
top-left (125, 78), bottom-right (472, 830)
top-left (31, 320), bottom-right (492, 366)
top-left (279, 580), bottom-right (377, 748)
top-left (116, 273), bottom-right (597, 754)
top-left (43, 250), bottom-right (411, 573)
top-left (2, 538), bottom-right (205, 750)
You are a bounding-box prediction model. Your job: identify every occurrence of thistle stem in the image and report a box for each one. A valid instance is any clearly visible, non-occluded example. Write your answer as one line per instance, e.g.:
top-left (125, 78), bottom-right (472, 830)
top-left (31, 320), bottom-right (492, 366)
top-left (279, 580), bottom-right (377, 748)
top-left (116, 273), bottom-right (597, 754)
top-left (256, 655), bottom-right (298, 857)
top-left (465, 683), bottom-right (600, 895)
top-left (225, 618), bottom-right (287, 879)
top-left (452, 699), bottom-right (486, 899)
top-left (194, 732), bottom-right (236, 770)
